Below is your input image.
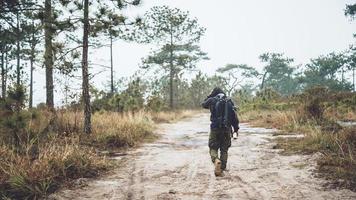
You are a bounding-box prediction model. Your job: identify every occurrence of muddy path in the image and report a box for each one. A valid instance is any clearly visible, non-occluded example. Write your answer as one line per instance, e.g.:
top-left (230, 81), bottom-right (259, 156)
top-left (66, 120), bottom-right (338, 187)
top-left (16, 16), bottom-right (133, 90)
top-left (50, 114), bottom-right (356, 200)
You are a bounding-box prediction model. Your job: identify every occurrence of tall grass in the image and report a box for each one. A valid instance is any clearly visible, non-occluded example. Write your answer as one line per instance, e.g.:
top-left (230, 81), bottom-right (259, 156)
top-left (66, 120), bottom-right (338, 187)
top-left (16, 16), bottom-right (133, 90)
top-left (0, 137), bottom-right (108, 199)
top-left (0, 109), bottom-right (198, 198)
top-left (91, 111), bottom-right (155, 148)
top-left (55, 110), bottom-right (199, 148)
top-left (242, 108), bottom-right (356, 191)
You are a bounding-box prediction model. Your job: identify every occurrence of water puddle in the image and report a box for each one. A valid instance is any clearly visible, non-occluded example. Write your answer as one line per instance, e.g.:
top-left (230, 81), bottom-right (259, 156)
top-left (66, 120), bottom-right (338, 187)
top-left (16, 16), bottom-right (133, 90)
top-left (337, 121), bottom-right (356, 127)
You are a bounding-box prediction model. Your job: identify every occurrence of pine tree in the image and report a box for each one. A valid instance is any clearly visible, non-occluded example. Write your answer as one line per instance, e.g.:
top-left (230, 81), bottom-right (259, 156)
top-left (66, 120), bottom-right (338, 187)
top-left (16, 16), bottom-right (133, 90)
top-left (59, 0), bottom-right (142, 133)
top-left (0, 29), bottom-right (13, 98)
top-left (137, 6), bottom-right (207, 109)
top-left (44, 0), bottom-right (54, 109)
top-left (0, 0), bottom-right (41, 99)
top-left (21, 11), bottom-right (42, 108)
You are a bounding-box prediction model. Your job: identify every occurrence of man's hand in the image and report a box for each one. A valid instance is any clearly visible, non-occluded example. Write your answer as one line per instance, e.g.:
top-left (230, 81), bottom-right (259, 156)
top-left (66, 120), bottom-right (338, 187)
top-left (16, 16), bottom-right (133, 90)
top-left (233, 131), bottom-right (238, 140)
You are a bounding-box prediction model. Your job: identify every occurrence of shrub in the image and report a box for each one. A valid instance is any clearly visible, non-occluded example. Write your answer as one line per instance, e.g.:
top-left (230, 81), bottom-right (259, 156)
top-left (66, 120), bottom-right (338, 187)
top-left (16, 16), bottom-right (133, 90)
top-left (296, 86), bottom-right (329, 123)
top-left (0, 85), bottom-right (31, 151)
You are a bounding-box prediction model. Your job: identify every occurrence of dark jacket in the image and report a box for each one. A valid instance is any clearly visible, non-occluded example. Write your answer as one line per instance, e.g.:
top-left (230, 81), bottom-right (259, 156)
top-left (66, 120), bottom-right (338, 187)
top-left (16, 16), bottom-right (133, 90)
top-left (201, 93), bottom-right (239, 132)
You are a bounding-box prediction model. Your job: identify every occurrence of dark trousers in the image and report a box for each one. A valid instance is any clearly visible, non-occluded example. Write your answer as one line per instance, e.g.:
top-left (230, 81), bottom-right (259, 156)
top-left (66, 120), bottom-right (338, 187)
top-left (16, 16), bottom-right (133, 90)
top-left (208, 127), bottom-right (231, 169)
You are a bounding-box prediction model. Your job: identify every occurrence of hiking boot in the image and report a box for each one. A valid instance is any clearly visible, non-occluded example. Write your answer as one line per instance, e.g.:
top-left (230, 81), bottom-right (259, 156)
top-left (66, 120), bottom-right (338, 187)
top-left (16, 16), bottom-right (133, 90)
top-left (214, 159), bottom-right (222, 176)
top-left (221, 163), bottom-right (227, 171)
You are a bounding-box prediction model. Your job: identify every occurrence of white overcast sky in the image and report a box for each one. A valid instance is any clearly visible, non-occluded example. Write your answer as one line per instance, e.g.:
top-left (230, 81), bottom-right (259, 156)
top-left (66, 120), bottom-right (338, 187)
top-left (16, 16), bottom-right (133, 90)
top-left (33, 0), bottom-right (356, 105)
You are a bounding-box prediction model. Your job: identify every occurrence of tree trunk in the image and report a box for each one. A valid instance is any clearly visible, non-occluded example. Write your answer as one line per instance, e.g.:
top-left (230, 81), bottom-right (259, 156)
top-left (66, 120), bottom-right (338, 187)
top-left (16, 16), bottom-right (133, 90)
top-left (4, 51), bottom-right (7, 97)
top-left (44, 0), bottom-right (54, 109)
top-left (29, 59), bottom-right (33, 108)
top-left (260, 71), bottom-right (268, 90)
top-left (29, 21), bottom-right (35, 108)
top-left (1, 51), bottom-right (4, 98)
top-left (82, 0), bottom-right (91, 134)
top-left (169, 63), bottom-right (173, 109)
top-left (169, 26), bottom-right (174, 109)
top-left (341, 68), bottom-right (344, 86)
top-left (110, 33), bottom-right (114, 94)
top-left (64, 74), bottom-right (69, 105)
top-left (16, 12), bottom-right (21, 85)
top-left (352, 65), bottom-right (355, 92)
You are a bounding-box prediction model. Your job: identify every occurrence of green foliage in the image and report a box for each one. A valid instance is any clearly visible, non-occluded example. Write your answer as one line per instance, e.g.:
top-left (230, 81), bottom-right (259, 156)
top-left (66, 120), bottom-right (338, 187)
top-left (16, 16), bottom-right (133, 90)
top-left (152, 72), bottom-right (228, 109)
top-left (216, 64), bottom-right (259, 96)
top-left (301, 52), bottom-right (352, 91)
top-left (137, 6), bottom-right (206, 45)
top-left (142, 44), bottom-right (208, 73)
top-left (345, 4), bottom-right (356, 19)
top-left (137, 6), bottom-right (207, 108)
top-left (0, 85), bottom-right (29, 149)
top-left (259, 52), bottom-right (300, 95)
top-left (256, 87), bottom-right (282, 101)
top-left (92, 77), bottom-right (146, 112)
top-left (0, 85), bottom-right (53, 156)
top-left (231, 84), bottom-right (255, 107)
top-left (188, 72), bottom-right (215, 108)
top-left (146, 95), bottom-right (166, 112)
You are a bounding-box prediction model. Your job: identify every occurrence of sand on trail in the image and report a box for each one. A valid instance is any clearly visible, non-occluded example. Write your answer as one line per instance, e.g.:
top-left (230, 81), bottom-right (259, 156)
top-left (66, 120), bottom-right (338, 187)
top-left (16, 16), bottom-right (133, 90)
top-left (50, 113), bottom-right (356, 200)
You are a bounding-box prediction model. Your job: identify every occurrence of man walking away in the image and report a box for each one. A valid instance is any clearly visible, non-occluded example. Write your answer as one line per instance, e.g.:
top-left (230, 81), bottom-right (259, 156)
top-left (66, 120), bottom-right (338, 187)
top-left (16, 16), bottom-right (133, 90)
top-left (201, 87), bottom-right (239, 176)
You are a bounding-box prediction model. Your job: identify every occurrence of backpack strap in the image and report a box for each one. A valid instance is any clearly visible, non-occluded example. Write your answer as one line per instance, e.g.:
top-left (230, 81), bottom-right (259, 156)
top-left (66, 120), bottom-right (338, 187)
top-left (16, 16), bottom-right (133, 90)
top-left (223, 98), bottom-right (231, 127)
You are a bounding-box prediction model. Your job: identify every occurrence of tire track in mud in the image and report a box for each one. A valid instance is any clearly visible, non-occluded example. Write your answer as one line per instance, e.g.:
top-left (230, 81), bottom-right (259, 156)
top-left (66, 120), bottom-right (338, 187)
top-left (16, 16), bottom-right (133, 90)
top-left (50, 114), bottom-right (356, 200)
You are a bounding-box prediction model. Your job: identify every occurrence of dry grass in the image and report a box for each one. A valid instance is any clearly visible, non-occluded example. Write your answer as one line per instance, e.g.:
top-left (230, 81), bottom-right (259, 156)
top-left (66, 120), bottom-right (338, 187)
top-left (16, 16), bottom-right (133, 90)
top-left (55, 110), bottom-right (156, 148)
top-left (0, 109), bottom-right (198, 198)
top-left (240, 110), bottom-right (301, 132)
top-left (55, 109), bottom-right (199, 149)
top-left (0, 137), bottom-right (108, 199)
top-left (150, 109), bottom-right (201, 123)
top-left (324, 106), bottom-right (356, 122)
top-left (242, 108), bottom-right (356, 191)
top-left (91, 111), bottom-right (155, 149)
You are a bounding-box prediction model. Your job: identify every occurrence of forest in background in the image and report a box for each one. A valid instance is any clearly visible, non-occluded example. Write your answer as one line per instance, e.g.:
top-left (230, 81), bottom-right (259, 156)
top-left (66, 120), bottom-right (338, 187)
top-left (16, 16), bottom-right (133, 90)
top-left (0, 0), bottom-right (356, 199)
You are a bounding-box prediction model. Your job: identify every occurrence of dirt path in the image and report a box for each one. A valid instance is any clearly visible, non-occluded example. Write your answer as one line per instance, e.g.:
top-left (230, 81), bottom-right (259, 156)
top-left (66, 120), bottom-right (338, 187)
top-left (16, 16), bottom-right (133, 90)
top-left (50, 114), bottom-right (356, 200)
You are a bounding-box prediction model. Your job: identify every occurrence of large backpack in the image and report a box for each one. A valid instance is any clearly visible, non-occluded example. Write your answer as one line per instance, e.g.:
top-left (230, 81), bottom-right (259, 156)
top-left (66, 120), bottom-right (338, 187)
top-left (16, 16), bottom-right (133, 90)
top-left (214, 97), bottom-right (232, 128)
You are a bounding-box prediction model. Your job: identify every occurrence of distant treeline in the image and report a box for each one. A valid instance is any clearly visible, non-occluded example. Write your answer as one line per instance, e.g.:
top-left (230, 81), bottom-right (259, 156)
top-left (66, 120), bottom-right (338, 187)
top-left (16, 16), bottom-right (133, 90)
top-left (1, 1), bottom-right (356, 133)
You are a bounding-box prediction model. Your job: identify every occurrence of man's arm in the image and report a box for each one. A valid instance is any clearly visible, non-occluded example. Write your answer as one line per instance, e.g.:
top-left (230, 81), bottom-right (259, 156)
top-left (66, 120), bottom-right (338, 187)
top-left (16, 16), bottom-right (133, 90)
top-left (228, 101), bottom-right (239, 133)
top-left (201, 97), bottom-right (214, 109)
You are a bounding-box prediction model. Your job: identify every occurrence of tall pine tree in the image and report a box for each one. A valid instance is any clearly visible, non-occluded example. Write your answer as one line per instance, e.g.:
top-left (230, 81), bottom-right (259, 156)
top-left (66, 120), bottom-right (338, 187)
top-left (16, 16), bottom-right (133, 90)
top-left (137, 6), bottom-right (207, 109)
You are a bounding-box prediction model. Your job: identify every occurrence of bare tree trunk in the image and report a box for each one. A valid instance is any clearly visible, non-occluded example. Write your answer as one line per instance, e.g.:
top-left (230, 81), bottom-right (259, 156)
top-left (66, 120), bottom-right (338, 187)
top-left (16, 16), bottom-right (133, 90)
top-left (110, 33), bottom-right (114, 94)
top-left (341, 68), bottom-right (344, 86)
top-left (169, 27), bottom-right (174, 109)
top-left (16, 12), bottom-right (21, 85)
top-left (1, 51), bottom-right (4, 98)
top-left (64, 74), bottom-right (69, 105)
top-left (4, 51), bottom-right (7, 97)
top-left (29, 60), bottom-right (34, 108)
top-left (169, 63), bottom-right (173, 109)
top-left (260, 71), bottom-right (268, 90)
top-left (29, 21), bottom-right (35, 108)
top-left (353, 66), bottom-right (355, 92)
top-left (44, 0), bottom-right (54, 109)
top-left (82, 0), bottom-right (91, 134)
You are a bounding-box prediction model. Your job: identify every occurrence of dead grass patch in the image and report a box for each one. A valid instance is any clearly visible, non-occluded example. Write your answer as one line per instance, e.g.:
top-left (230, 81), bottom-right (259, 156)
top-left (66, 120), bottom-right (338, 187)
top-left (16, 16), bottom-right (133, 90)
top-left (244, 109), bottom-right (356, 191)
top-left (0, 109), bottom-right (198, 198)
